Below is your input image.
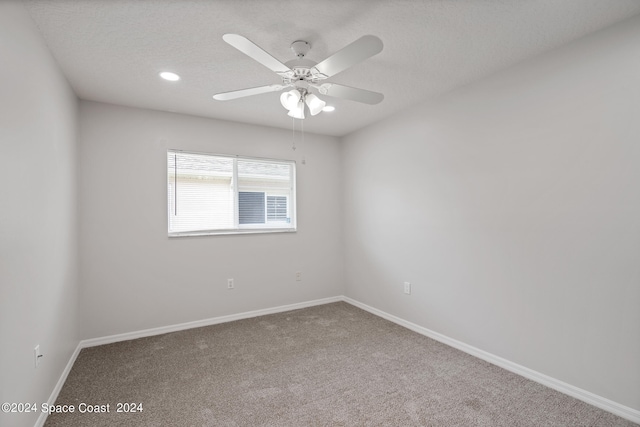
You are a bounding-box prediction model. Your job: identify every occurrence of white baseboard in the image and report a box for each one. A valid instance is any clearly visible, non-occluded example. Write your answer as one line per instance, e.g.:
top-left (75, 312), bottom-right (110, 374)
top-left (38, 295), bottom-right (639, 426)
top-left (34, 343), bottom-right (82, 427)
top-left (342, 296), bottom-right (640, 425)
top-left (80, 296), bottom-right (342, 348)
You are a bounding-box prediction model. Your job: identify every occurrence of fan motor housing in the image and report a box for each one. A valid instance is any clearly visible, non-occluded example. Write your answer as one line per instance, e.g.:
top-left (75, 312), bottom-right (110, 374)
top-left (281, 40), bottom-right (330, 85)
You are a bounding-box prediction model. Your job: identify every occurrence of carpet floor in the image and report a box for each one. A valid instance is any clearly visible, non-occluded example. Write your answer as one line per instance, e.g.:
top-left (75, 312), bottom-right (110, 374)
top-left (44, 302), bottom-right (636, 426)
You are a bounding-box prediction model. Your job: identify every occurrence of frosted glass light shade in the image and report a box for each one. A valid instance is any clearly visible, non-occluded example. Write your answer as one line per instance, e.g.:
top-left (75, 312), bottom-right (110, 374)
top-left (287, 100), bottom-right (305, 119)
top-left (305, 94), bottom-right (326, 116)
top-left (280, 90), bottom-right (301, 111)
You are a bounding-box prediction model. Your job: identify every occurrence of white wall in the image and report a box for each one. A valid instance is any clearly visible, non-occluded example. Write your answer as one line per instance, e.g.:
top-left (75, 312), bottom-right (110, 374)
top-left (3, 1), bottom-right (637, 422)
top-left (78, 101), bottom-right (343, 339)
top-left (342, 15), bottom-right (640, 411)
top-left (0, 2), bottom-right (79, 427)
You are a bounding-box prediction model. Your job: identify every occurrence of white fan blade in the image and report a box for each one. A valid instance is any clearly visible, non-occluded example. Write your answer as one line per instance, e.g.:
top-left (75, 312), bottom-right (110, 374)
top-left (321, 83), bottom-right (384, 105)
top-left (223, 34), bottom-right (292, 75)
top-left (313, 35), bottom-right (383, 78)
top-left (213, 84), bottom-right (285, 101)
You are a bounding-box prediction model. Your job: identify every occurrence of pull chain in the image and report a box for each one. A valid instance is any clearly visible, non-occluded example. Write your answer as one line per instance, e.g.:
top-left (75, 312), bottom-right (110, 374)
top-left (292, 116), bottom-right (296, 151)
top-left (301, 117), bottom-right (305, 164)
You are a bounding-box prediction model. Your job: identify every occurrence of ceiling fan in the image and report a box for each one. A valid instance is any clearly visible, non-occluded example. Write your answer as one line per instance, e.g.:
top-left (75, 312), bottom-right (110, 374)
top-left (213, 34), bottom-right (384, 119)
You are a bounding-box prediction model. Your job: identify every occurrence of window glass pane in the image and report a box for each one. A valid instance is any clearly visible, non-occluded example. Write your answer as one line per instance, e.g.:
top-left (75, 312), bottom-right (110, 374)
top-left (168, 152), bottom-right (234, 233)
top-left (237, 159), bottom-right (291, 191)
top-left (267, 195), bottom-right (289, 222)
top-left (237, 159), bottom-right (292, 228)
top-left (239, 192), bottom-right (265, 224)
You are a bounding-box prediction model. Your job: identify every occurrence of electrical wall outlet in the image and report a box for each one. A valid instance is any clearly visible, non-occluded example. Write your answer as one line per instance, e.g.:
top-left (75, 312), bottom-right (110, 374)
top-left (403, 281), bottom-right (411, 295)
top-left (34, 345), bottom-right (42, 368)
top-left (227, 278), bottom-right (234, 289)
top-left (296, 272), bottom-right (302, 281)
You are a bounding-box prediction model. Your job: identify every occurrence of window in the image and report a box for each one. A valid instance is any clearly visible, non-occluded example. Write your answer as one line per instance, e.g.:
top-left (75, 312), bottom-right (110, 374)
top-left (167, 150), bottom-right (296, 236)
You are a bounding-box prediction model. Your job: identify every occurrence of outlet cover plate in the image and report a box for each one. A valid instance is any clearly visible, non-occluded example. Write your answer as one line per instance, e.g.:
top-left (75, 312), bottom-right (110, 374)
top-left (403, 282), bottom-right (411, 295)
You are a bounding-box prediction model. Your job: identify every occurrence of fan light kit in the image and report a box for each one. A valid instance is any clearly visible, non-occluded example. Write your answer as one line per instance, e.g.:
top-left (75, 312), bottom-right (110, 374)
top-left (213, 34), bottom-right (384, 120)
top-left (280, 89), bottom-right (325, 119)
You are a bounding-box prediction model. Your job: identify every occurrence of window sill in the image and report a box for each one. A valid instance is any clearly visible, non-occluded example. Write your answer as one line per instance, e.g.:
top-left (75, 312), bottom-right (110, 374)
top-left (168, 228), bottom-right (297, 238)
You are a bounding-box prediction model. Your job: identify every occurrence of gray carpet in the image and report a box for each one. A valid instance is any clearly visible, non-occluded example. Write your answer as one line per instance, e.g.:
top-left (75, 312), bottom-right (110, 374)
top-left (45, 302), bottom-right (636, 426)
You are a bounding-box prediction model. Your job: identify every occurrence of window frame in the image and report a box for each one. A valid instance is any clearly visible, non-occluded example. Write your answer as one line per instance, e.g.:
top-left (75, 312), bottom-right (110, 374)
top-left (167, 149), bottom-right (296, 237)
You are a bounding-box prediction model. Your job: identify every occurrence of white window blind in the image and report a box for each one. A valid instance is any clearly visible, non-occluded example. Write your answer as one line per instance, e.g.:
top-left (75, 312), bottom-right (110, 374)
top-left (168, 150), bottom-right (296, 236)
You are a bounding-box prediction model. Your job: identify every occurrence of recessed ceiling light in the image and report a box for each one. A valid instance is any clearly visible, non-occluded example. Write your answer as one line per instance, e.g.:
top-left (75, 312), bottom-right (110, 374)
top-left (322, 106), bottom-right (335, 112)
top-left (160, 71), bottom-right (180, 81)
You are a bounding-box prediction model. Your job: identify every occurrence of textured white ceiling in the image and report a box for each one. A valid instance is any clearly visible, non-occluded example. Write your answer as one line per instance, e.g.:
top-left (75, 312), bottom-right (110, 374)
top-left (23, 0), bottom-right (640, 137)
